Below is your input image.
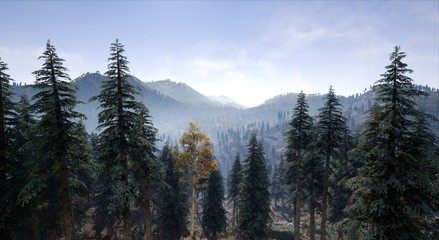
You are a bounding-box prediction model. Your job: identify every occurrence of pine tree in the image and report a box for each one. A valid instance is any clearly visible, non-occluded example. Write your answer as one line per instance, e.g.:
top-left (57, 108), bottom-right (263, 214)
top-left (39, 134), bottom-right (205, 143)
top-left (0, 57), bottom-right (18, 239)
top-left (202, 170), bottom-right (227, 240)
top-left (347, 46), bottom-right (439, 239)
top-left (328, 128), bottom-right (356, 238)
top-left (301, 126), bottom-right (324, 240)
top-left (284, 91), bottom-right (313, 240)
top-left (227, 153), bottom-right (242, 229)
top-left (9, 95), bottom-right (40, 239)
top-left (316, 86), bottom-right (348, 240)
top-left (237, 133), bottom-right (271, 240)
top-left (157, 143), bottom-right (189, 240)
top-left (131, 107), bottom-right (160, 240)
top-left (91, 39), bottom-right (158, 239)
top-left (271, 157), bottom-right (285, 208)
top-left (18, 40), bottom-right (88, 240)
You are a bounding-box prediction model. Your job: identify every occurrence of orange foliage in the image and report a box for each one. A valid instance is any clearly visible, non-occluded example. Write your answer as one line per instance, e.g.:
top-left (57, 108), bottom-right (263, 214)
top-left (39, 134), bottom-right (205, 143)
top-left (173, 121), bottom-right (218, 186)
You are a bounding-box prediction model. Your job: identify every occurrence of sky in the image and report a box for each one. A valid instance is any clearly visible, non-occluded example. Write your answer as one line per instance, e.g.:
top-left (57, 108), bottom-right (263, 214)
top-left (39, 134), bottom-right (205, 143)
top-left (1, 1), bottom-right (438, 107)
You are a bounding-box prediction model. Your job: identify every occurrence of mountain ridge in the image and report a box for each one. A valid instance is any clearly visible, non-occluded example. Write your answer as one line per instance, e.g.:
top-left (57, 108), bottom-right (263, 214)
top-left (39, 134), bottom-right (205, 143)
top-left (11, 72), bottom-right (438, 175)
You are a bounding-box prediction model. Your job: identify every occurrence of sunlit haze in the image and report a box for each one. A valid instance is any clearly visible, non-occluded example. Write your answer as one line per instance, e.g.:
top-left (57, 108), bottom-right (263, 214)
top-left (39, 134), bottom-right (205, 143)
top-left (1, 1), bottom-right (438, 107)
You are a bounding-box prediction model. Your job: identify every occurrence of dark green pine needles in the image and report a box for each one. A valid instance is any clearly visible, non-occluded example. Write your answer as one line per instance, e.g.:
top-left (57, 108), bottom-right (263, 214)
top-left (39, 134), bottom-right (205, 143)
top-left (19, 40), bottom-right (89, 240)
top-left (316, 86), bottom-right (348, 240)
top-left (348, 46), bottom-right (439, 239)
top-left (284, 91), bottom-right (313, 240)
top-left (0, 57), bottom-right (19, 239)
top-left (202, 170), bottom-right (227, 240)
top-left (91, 39), bottom-right (158, 239)
top-left (156, 143), bottom-right (189, 240)
top-left (237, 133), bottom-right (271, 240)
top-left (227, 153), bottom-right (242, 229)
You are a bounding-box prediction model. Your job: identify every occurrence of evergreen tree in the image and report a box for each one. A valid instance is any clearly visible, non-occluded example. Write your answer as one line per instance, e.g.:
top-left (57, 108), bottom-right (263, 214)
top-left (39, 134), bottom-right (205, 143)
top-left (91, 39), bottom-right (158, 239)
top-left (271, 158), bottom-right (284, 207)
top-left (301, 126), bottom-right (324, 240)
top-left (237, 133), bottom-right (271, 240)
top-left (328, 128), bottom-right (356, 238)
top-left (18, 40), bottom-right (88, 240)
top-left (157, 144), bottom-right (189, 240)
top-left (227, 153), bottom-right (242, 228)
top-left (348, 46), bottom-right (439, 239)
top-left (284, 91), bottom-right (313, 240)
top-left (10, 95), bottom-right (40, 239)
top-left (316, 86), bottom-right (348, 240)
top-left (0, 57), bottom-right (18, 239)
top-left (202, 170), bottom-right (227, 240)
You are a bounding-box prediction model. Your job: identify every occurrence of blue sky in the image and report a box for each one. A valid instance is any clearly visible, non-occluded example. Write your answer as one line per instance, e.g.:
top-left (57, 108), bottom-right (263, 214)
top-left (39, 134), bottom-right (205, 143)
top-left (1, 1), bottom-right (438, 107)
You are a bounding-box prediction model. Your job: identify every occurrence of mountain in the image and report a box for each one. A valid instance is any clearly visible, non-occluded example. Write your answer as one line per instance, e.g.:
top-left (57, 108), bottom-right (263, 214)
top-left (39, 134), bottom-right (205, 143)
top-left (208, 95), bottom-right (245, 109)
top-left (11, 72), bottom-right (438, 176)
top-left (12, 72), bottom-right (240, 136)
top-left (145, 79), bottom-right (211, 105)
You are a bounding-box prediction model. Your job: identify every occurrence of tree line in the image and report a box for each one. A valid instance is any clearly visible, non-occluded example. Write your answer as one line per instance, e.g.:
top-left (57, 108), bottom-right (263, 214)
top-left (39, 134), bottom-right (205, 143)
top-left (0, 41), bottom-right (438, 240)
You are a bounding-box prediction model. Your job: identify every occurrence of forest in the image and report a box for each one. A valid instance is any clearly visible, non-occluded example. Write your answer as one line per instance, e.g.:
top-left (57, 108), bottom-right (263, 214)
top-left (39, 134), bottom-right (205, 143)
top-left (1, 39), bottom-right (438, 240)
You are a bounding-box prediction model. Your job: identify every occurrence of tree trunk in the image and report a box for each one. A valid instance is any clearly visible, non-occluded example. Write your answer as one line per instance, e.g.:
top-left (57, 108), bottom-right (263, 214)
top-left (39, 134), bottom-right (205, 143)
top-left (294, 191), bottom-right (301, 240)
top-left (294, 151), bottom-right (302, 240)
top-left (292, 194), bottom-right (298, 239)
top-left (122, 202), bottom-right (132, 240)
top-left (48, 227), bottom-right (57, 240)
top-left (321, 154), bottom-right (330, 240)
top-left (61, 166), bottom-right (75, 240)
top-left (309, 187), bottom-right (316, 240)
top-left (143, 189), bottom-right (152, 240)
top-left (190, 183), bottom-right (196, 240)
top-left (232, 199), bottom-right (236, 228)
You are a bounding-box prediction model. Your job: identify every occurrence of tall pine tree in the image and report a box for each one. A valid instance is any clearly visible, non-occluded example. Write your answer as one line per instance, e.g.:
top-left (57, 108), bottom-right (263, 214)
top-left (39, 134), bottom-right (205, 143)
top-left (316, 86), bottom-right (348, 240)
top-left (284, 91), bottom-right (313, 240)
top-left (301, 126), bottom-right (324, 240)
top-left (271, 157), bottom-right (286, 208)
top-left (0, 57), bottom-right (18, 239)
top-left (10, 95), bottom-right (39, 239)
top-left (202, 170), bottom-right (227, 240)
top-left (237, 133), bottom-right (271, 240)
top-left (227, 153), bottom-right (242, 229)
top-left (348, 46), bottom-right (439, 239)
top-left (156, 143), bottom-right (189, 240)
top-left (19, 40), bottom-right (88, 240)
top-left (91, 39), bottom-right (158, 239)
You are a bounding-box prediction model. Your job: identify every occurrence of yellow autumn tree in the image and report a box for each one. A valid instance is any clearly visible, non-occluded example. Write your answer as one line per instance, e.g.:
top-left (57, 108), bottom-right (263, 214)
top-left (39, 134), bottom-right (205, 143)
top-left (174, 122), bottom-right (218, 240)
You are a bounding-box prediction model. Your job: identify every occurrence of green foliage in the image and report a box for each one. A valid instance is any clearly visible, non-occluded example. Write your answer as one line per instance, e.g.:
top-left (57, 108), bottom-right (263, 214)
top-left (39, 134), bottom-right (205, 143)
top-left (156, 143), bottom-right (189, 240)
top-left (17, 40), bottom-right (89, 240)
top-left (347, 46), bottom-right (439, 239)
top-left (91, 39), bottom-right (158, 239)
top-left (202, 170), bottom-right (227, 240)
top-left (284, 91), bottom-right (314, 238)
top-left (271, 157), bottom-right (285, 206)
top-left (328, 128), bottom-right (357, 236)
top-left (316, 86), bottom-right (349, 239)
top-left (0, 57), bottom-right (20, 239)
top-left (227, 153), bottom-right (242, 203)
top-left (237, 133), bottom-right (271, 240)
top-left (227, 153), bottom-right (242, 228)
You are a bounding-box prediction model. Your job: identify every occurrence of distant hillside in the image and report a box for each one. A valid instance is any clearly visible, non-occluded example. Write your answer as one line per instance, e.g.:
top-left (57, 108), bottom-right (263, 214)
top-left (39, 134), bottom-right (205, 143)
top-left (12, 72), bottom-right (240, 136)
top-left (145, 79), bottom-right (211, 105)
top-left (11, 72), bottom-right (438, 176)
top-left (208, 95), bottom-right (245, 109)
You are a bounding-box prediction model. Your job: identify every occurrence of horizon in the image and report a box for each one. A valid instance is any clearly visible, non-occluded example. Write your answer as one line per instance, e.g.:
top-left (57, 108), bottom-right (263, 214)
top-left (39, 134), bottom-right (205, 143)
top-left (1, 1), bottom-right (438, 107)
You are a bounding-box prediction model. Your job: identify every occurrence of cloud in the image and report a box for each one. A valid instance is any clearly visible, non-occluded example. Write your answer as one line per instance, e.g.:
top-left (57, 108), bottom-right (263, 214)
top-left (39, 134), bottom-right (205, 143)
top-left (0, 45), bottom-right (88, 83)
top-left (191, 59), bottom-right (234, 76)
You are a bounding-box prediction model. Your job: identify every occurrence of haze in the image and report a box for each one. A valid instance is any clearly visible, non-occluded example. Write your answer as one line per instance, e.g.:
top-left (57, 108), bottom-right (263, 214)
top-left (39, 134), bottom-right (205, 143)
top-left (1, 1), bottom-right (438, 107)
